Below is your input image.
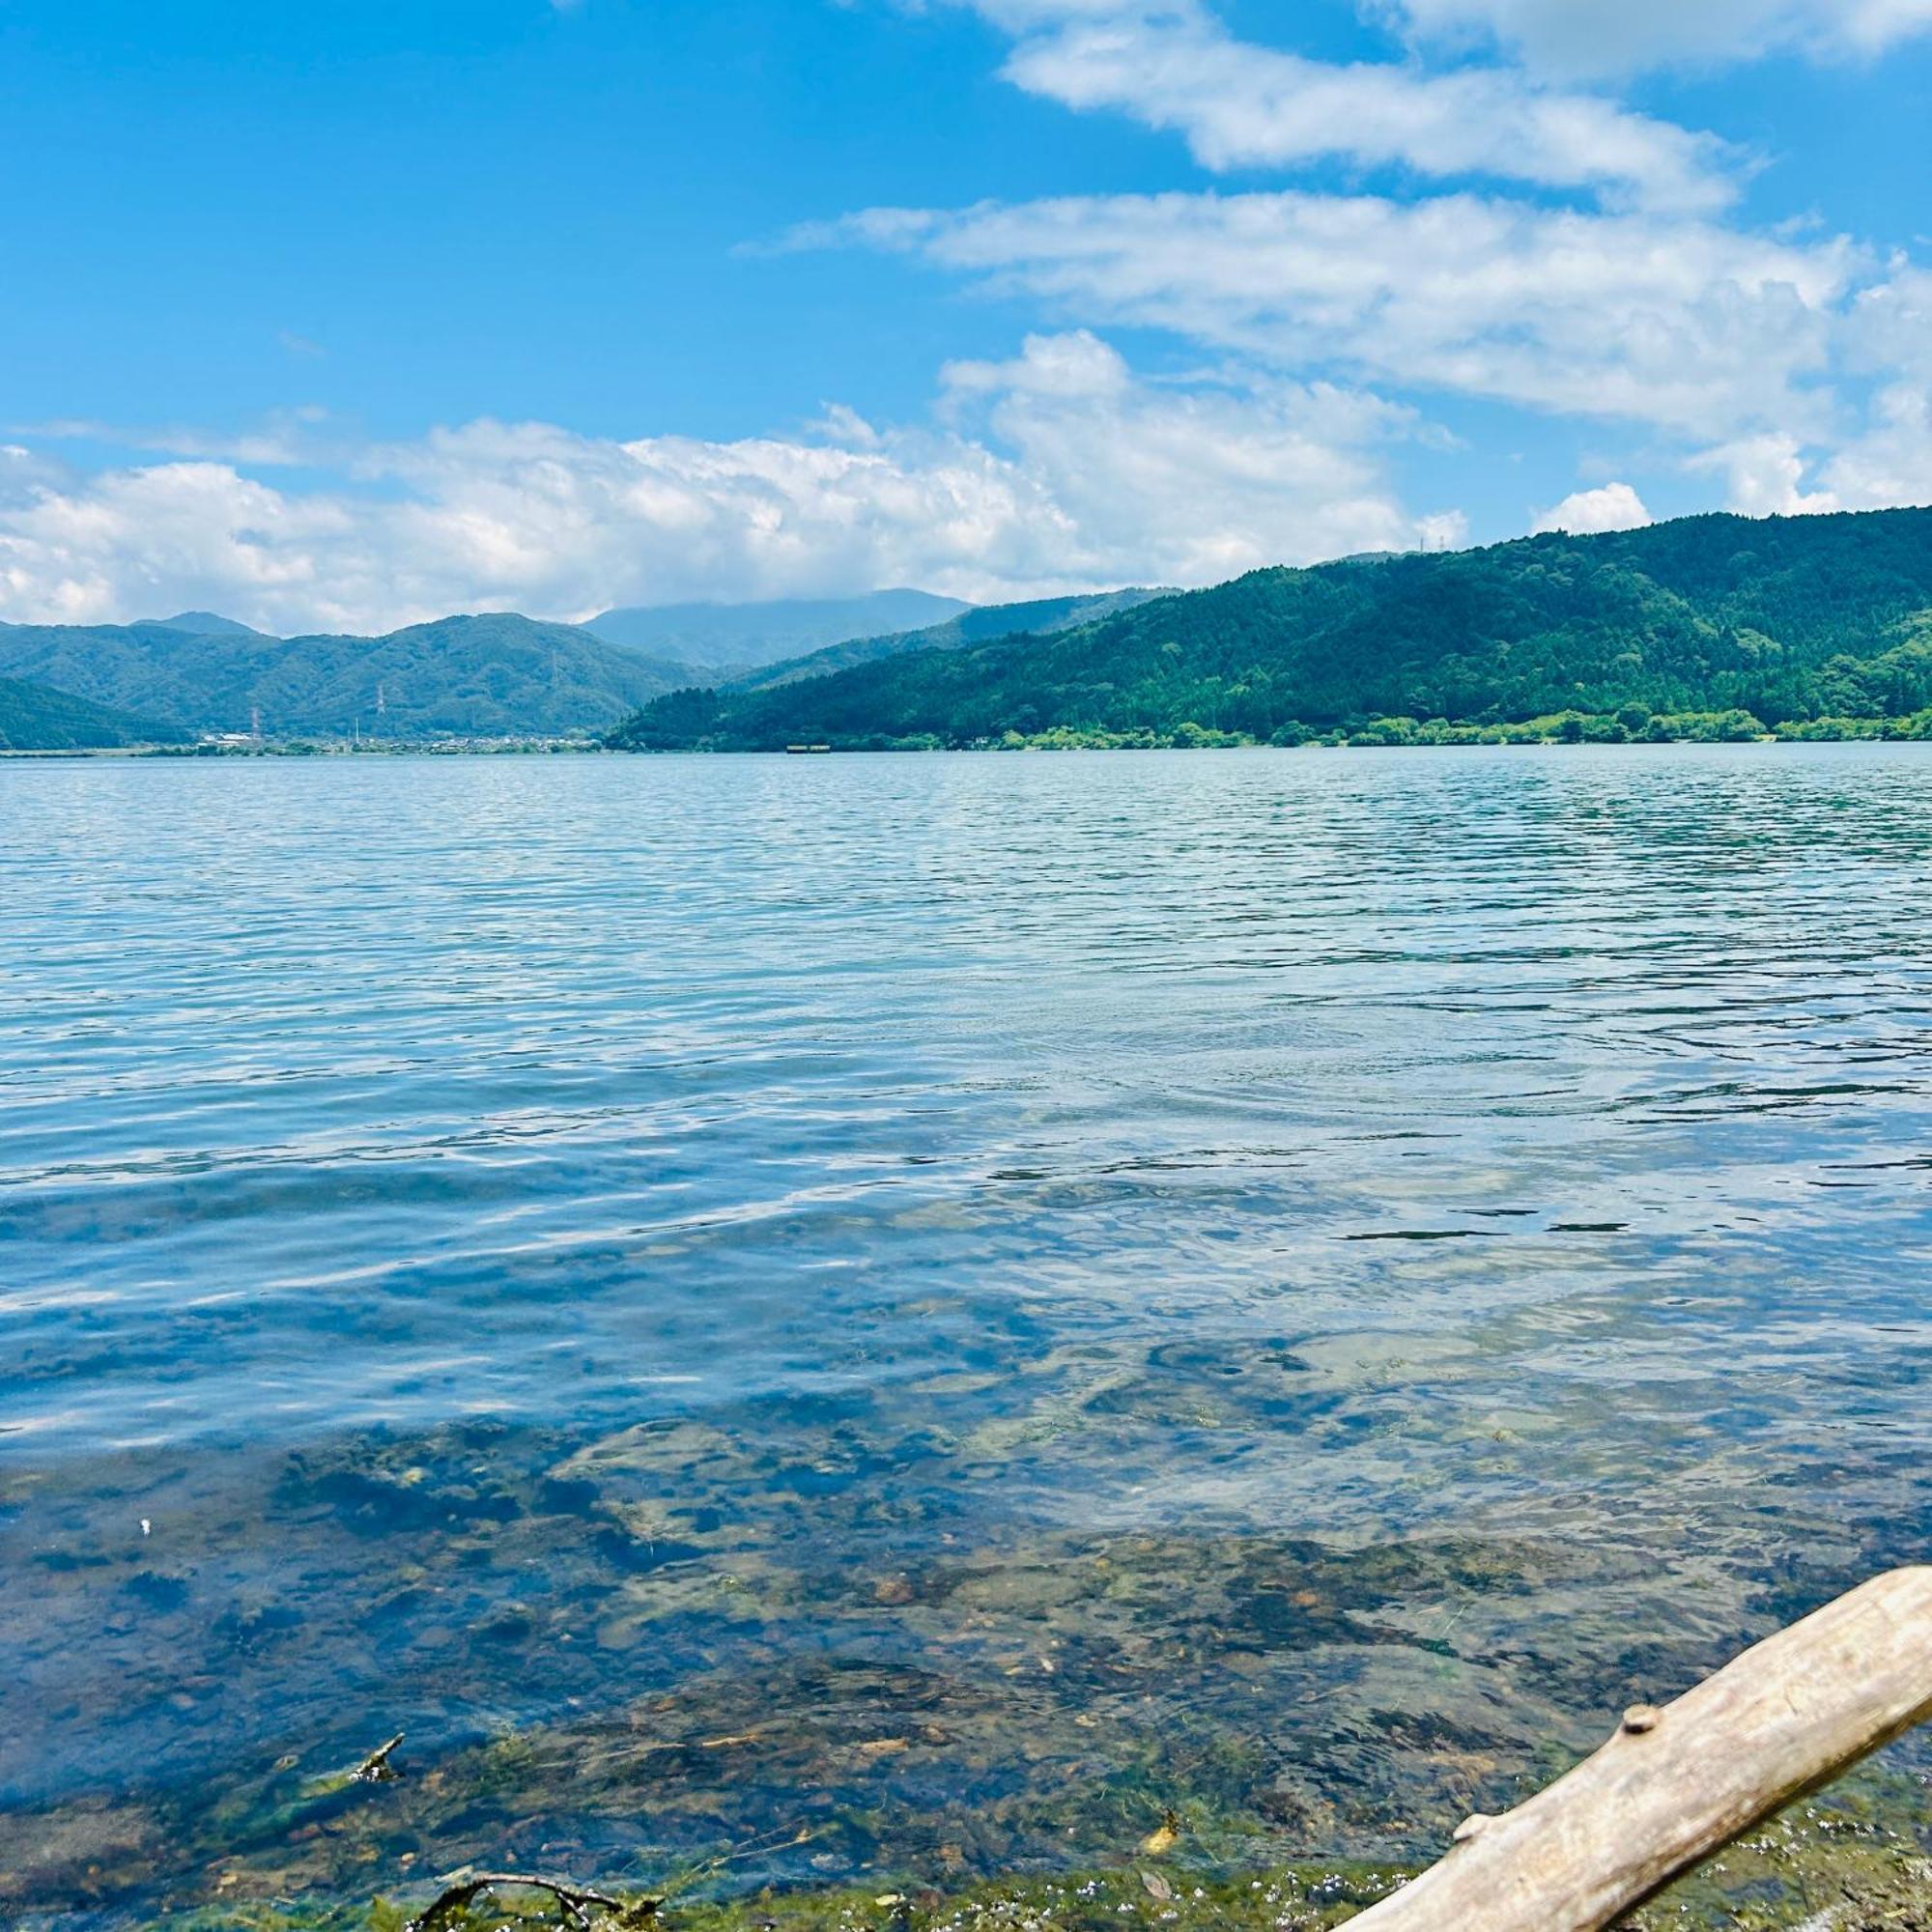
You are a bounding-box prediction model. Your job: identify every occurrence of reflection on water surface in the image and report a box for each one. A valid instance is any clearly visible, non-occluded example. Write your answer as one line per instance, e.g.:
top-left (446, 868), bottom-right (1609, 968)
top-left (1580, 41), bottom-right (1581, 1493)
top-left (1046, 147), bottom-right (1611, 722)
top-left (1, 747), bottom-right (1929, 1922)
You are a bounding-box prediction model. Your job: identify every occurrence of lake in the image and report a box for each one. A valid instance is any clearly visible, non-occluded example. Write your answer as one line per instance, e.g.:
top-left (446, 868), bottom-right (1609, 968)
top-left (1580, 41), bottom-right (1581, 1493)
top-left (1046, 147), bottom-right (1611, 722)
top-left (3, 747), bottom-right (1930, 1924)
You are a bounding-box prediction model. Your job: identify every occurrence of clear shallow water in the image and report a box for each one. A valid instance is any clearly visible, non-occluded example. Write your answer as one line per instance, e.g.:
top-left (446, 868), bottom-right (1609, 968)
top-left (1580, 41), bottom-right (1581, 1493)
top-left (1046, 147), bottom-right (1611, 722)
top-left (2, 748), bottom-right (1930, 1922)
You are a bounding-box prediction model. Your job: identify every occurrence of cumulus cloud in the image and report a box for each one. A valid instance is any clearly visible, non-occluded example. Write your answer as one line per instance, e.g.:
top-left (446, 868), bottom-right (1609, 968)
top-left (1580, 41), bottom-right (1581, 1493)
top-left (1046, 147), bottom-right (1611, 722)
top-left (0, 337), bottom-right (1453, 633)
top-left (1843, 266), bottom-right (1932, 389)
top-left (1801, 268), bottom-right (1932, 507)
top-left (1533, 480), bottom-right (1652, 532)
top-left (1380, 0), bottom-right (1932, 76)
top-left (937, 330), bottom-right (1449, 581)
top-left (1688, 433), bottom-right (1842, 515)
top-left (1695, 295), bottom-right (1932, 516)
top-left (988, 0), bottom-right (1734, 212)
top-left (1817, 384), bottom-right (1932, 509)
top-left (821, 189), bottom-right (1859, 440)
top-left (0, 460), bottom-right (361, 628)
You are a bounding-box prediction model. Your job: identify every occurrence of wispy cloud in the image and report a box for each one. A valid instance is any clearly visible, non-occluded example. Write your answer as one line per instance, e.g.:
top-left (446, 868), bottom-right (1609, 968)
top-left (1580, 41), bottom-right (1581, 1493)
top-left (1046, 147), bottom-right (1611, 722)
top-left (867, 0), bottom-right (1932, 519)
top-left (1378, 0), bottom-right (1932, 78)
top-left (812, 190), bottom-right (1860, 440)
top-left (983, 1), bottom-right (1739, 212)
top-left (10, 410), bottom-right (328, 468)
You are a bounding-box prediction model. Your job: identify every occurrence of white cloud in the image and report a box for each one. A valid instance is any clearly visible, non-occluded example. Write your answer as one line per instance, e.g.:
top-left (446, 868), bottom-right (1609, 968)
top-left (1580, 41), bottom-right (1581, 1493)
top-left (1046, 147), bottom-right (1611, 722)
top-left (1678, 264), bottom-right (1932, 516)
top-left (0, 460), bottom-right (355, 628)
top-left (1843, 265), bottom-right (1932, 386)
top-left (0, 338), bottom-right (1452, 633)
top-left (822, 189), bottom-right (1859, 440)
top-left (1533, 480), bottom-right (1652, 531)
top-left (990, 1), bottom-right (1733, 212)
top-left (1810, 268), bottom-right (1932, 507)
top-left (1683, 257), bottom-right (1932, 514)
top-left (0, 442), bottom-right (72, 511)
top-left (937, 330), bottom-right (1447, 582)
top-left (1689, 433), bottom-right (1841, 515)
top-left (8, 412), bottom-right (324, 468)
top-left (1380, 0), bottom-right (1932, 76)
top-left (1820, 391), bottom-right (1932, 507)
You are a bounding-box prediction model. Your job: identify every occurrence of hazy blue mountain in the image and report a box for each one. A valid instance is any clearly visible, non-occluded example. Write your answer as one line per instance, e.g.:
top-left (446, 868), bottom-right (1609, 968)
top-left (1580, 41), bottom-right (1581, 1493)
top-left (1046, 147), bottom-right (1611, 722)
top-left (0, 673), bottom-right (190, 751)
top-left (140, 611), bottom-right (275, 639)
top-left (583, 589), bottom-right (971, 672)
top-left (729, 587), bottom-right (1169, 692)
top-left (608, 506), bottom-right (1932, 752)
top-left (0, 612), bottom-right (696, 738)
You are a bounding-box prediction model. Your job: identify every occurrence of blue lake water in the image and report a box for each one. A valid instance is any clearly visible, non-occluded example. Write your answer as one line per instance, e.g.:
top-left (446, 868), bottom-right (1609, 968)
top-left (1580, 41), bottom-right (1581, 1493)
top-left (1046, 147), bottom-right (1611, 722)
top-left (2, 747), bottom-right (1930, 1923)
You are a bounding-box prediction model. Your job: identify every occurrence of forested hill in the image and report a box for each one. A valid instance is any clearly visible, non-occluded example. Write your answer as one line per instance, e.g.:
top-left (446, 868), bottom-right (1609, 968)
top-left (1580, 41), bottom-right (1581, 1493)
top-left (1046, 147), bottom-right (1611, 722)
top-left (0, 613), bottom-right (696, 738)
top-left (607, 507), bottom-right (1932, 751)
top-left (729, 587), bottom-right (1167, 692)
top-left (0, 674), bottom-right (189, 752)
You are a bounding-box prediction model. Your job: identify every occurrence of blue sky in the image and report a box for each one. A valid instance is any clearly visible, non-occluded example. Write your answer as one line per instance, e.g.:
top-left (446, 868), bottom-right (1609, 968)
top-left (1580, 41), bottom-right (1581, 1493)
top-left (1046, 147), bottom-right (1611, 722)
top-left (2, 0), bottom-right (1929, 631)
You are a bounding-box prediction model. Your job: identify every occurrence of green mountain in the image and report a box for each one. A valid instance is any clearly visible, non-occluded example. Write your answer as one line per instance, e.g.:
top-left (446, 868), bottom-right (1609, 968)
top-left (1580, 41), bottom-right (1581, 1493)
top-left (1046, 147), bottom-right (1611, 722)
top-left (583, 589), bottom-right (970, 673)
top-left (607, 507), bottom-right (1932, 752)
top-left (138, 611), bottom-right (274, 639)
top-left (728, 588), bottom-right (1168, 692)
top-left (0, 612), bottom-right (696, 738)
top-left (0, 673), bottom-right (189, 751)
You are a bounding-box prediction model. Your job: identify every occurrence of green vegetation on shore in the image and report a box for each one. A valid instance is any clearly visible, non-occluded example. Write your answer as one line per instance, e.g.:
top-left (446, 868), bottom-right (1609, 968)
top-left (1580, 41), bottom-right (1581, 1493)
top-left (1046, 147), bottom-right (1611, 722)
top-left (607, 507), bottom-right (1932, 753)
top-left (942, 705), bottom-right (1932, 751)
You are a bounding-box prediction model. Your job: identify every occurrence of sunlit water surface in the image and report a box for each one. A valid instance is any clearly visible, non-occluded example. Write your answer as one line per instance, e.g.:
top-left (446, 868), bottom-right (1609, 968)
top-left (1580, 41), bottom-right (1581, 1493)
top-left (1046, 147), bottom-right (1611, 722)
top-left (2, 749), bottom-right (1929, 1923)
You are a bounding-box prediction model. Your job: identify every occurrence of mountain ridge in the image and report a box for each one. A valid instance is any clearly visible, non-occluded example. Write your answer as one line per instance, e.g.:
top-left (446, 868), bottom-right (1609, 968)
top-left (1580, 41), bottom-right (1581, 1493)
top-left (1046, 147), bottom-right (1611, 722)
top-left (0, 612), bottom-right (699, 739)
top-left (607, 506), bottom-right (1932, 752)
top-left (583, 589), bottom-right (971, 673)
top-left (727, 587), bottom-right (1170, 692)
top-left (138, 611), bottom-right (274, 639)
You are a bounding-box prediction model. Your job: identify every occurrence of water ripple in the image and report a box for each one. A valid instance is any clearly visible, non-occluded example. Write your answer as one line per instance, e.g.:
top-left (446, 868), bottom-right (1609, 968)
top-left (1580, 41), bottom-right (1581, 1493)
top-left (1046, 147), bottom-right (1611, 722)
top-left (2, 746), bottom-right (1931, 1920)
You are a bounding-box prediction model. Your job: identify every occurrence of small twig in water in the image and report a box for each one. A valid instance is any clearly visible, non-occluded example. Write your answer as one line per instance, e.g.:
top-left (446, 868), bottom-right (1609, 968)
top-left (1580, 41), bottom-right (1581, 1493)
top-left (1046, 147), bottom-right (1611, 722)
top-left (648, 1823), bottom-right (820, 1908)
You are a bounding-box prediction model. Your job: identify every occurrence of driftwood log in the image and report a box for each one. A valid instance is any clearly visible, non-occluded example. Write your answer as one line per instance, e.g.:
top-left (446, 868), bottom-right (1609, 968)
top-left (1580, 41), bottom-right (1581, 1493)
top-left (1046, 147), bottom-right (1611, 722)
top-left (1350, 1565), bottom-right (1932, 1931)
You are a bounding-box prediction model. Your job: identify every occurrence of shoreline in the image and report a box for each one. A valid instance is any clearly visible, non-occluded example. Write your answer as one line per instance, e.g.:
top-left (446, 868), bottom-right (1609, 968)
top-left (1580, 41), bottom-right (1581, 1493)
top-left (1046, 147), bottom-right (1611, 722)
top-left (90, 1771), bottom-right (1932, 1932)
top-left (1, 733), bottom-right (1924, 760)
top-left (26, 722), bottom-right (1923, 758)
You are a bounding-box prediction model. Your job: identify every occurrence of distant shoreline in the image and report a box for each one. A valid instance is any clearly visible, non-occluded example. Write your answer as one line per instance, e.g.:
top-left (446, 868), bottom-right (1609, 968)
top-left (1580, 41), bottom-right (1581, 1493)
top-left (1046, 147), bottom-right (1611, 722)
top-left (2, 731), bottom-right (1924, 761)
